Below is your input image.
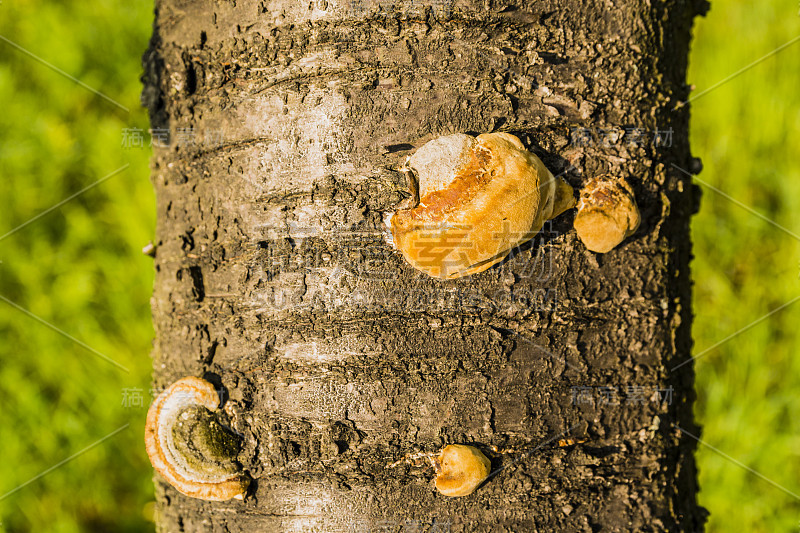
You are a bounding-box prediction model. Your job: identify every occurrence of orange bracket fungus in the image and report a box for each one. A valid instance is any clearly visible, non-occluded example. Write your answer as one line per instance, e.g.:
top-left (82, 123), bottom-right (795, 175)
top-left (145, 376), bottom-right (250, 501)
top-left (388, 132), bottom-right (575, 279)
top-left (433, 444), bottom-right (491, 497)
top-left (573, 176), bottom-right (640, 253)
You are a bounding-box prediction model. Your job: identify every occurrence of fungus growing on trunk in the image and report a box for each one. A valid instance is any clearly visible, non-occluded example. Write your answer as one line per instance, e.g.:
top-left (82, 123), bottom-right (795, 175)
top-left (144, 376), bottom-right (249, 501)
top-left (389, 133), bottom-right (575, 279)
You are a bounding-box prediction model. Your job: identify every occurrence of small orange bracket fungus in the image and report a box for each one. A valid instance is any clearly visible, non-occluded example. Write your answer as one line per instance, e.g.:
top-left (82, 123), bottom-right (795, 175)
top-left (433, 444), bottom-right (491, 497)
top-left (388, 132), bottom-right (575, 279)
top-left (145, 376), bottom-right (250, 501)
top-left (573, 176), bottom-right (640, 253)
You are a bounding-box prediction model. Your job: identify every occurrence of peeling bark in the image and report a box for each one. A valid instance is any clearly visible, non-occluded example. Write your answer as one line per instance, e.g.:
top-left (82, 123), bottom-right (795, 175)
top-left (144, 0), bottom-right (707, 531)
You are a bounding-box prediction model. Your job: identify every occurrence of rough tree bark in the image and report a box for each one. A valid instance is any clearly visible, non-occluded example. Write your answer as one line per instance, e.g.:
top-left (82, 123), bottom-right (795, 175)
top-left (143, 0), bottom-right (708, 531)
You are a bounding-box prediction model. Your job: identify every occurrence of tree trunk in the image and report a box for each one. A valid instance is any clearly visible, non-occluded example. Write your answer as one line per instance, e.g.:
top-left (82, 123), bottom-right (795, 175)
top-left (143, 0), bottom-right (707, 531)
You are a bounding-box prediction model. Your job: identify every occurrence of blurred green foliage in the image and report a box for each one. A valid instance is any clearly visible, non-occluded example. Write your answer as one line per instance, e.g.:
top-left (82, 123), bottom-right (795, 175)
top-left (0, 0), bottom-right (155, 532)
top-left (689, 0), bottom-right (800, 531)
top-left (0, 0), bottom-right (797, 531)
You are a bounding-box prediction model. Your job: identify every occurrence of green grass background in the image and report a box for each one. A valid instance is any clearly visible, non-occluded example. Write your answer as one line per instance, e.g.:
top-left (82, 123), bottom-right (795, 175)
top-left (0, 0), bottom-right (797, 531)
top-left (0, 1), bottom-right (155, 531)
top-left (688, 1), bottom-right (800, 530)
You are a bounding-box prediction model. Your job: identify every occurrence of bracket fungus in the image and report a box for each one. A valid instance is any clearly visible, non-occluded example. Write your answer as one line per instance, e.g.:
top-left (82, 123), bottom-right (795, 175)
top-left (433, 444), bottom-right (491, 497)
top-left (573, 176), bottom-right (640, 253)
top-left (388, 132), bottom-right (575, 279)
top-left (145, 377), bottom-right (249, 501)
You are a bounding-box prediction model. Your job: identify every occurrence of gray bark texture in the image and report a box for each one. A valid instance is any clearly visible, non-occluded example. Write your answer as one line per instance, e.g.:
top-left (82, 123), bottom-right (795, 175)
top-left (142, 0), bottom-right (708, 531)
